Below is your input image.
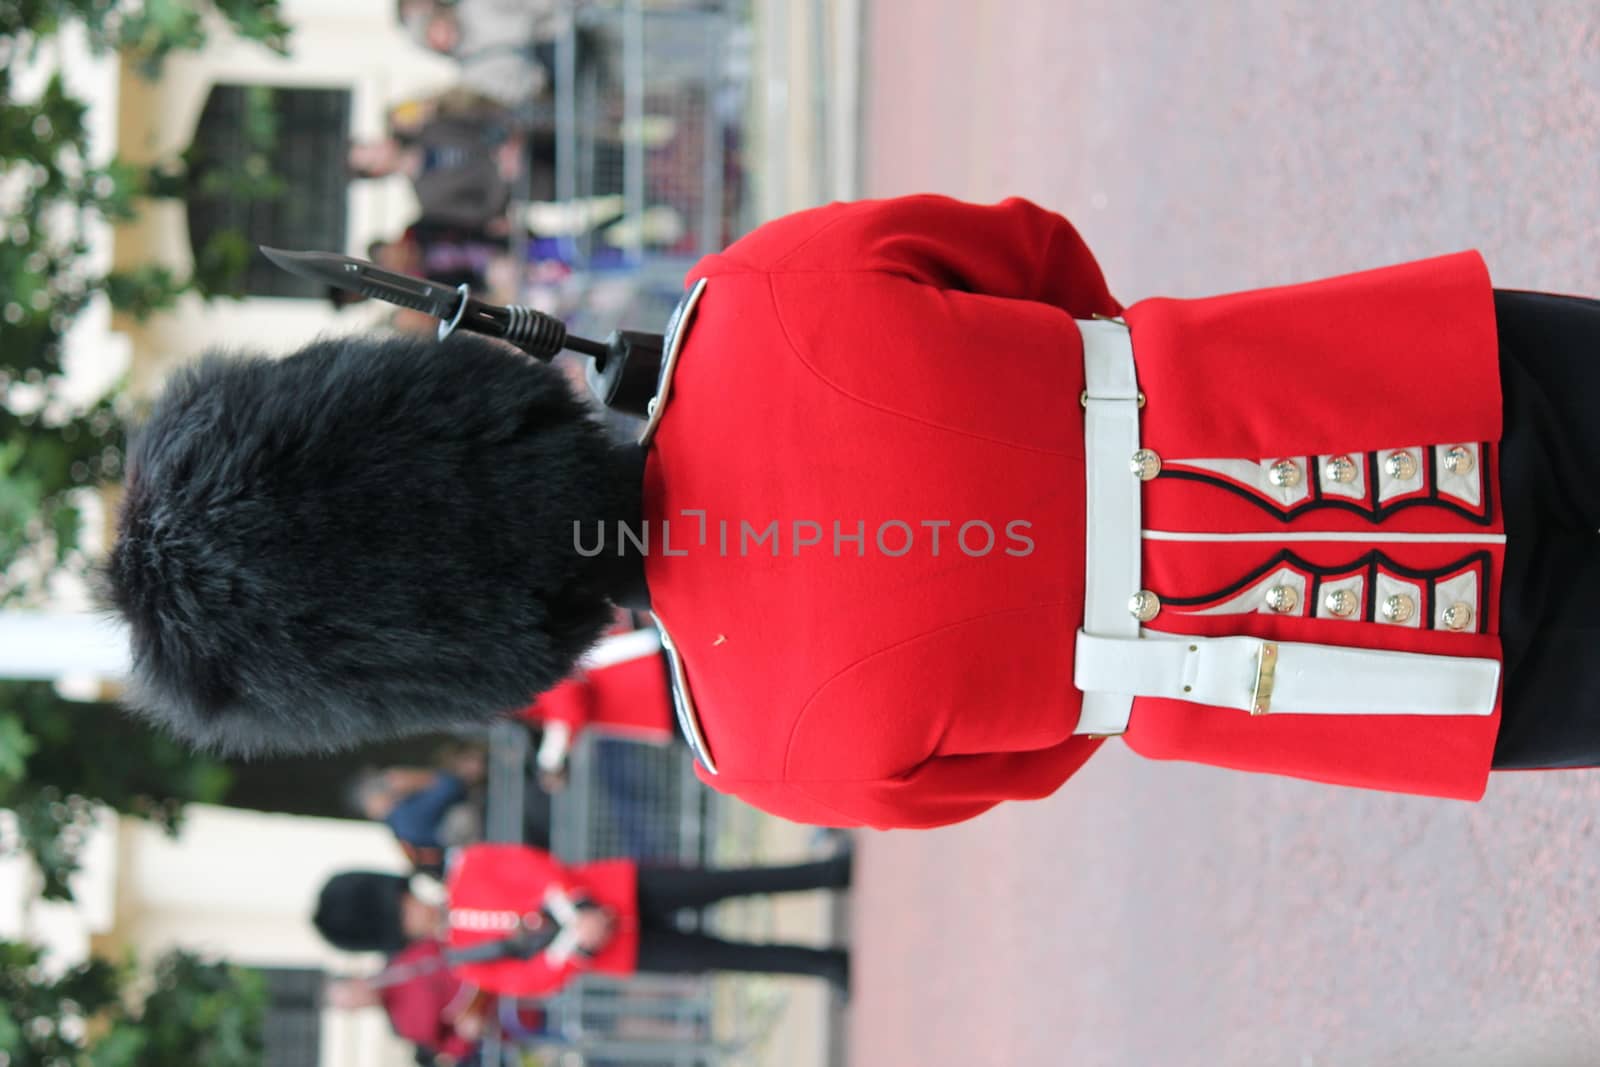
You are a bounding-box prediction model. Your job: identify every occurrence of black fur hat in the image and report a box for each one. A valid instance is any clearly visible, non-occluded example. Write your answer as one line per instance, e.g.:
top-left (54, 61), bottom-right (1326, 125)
top-left (314, 871), bottom-right (411, 954)
top-left (104, 332), bottom-right (643, 756)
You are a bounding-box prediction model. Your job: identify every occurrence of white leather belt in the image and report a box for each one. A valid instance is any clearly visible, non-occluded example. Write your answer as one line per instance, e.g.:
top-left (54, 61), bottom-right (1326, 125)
top-left (1069, 319), bottom-right (1502, 736)
top-left (1074, 318), bottom-right (1144, 735)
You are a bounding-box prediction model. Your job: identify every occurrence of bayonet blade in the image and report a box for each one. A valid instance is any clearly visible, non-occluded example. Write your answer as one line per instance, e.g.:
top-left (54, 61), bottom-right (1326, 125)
top-left (259, 246), bottom-right (463, 319)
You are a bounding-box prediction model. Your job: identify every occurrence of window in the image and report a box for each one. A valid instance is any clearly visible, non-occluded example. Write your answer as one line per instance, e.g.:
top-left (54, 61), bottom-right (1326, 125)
top-left (185, 83), bottom-right (352, 299)
top-left (256, 967), bottom-right (326, 1067)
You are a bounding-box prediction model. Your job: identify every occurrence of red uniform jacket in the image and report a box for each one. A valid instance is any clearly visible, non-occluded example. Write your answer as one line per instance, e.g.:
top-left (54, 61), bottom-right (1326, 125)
top-left (515, 632), bottom-right (675, 743)
top-left (639, 194), bottom-right (1503, 830)
top-left (445, 844), bottom-right (639, 997)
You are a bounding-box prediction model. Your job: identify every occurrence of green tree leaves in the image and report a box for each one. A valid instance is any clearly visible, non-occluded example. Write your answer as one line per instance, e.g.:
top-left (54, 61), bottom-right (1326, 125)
top-left (0, 0), bottom-right (289, 901)
top-left (0, 939), bottom-right (267, 1066)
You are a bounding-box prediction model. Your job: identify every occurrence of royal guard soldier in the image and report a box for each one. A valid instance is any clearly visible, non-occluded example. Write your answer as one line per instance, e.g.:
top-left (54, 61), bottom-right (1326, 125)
top-left (106, 195), bottom-right (1600, 829)
top-left (311, 845), bottom-right (852, 994)
top-left (515, 626), bottom-right (676, 792)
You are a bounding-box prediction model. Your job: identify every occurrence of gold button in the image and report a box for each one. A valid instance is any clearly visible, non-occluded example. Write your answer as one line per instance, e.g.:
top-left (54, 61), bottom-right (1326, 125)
top-left (1443, 445), bottom-right (1475, 475)
top-left (1128, 590), bottom-right (1161, 622)
top-left (1130, 449), bottom-right (1162, 481)
top-left (1264, 585), bottom-right (1299, 614)
top-left (1384, 451), bottom-right (1418, 481)
top-left (1323, 588), bottom-right (1358, 618)
top-left (1442, 602), bottom-right (1474, 631)
top-left (1380, 593), bottom-right (1416, 624)
top-left (1267, 459), bottom-right (1302, 488)
top-left (1323, 455), bottom-right (1359, 484)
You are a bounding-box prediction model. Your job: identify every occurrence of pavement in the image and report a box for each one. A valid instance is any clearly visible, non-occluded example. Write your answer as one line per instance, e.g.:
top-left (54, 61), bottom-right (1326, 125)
top-left (847, 3), bottom-right (1600, 1066)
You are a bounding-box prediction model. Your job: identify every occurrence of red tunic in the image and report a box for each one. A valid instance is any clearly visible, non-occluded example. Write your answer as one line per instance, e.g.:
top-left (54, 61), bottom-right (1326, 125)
top-left (515, 635), bottom-right (674, 743)
top-left (640, 194), bottom-right (1503, 829)
top-left (445, 844), bottom-right (639, 996)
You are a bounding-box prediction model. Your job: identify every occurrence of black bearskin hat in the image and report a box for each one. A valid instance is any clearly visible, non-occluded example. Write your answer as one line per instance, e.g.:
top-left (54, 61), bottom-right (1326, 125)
top-left (104, 332), bottom-right (642, 755)
top-left (313, 871), bottom-right (412, 954)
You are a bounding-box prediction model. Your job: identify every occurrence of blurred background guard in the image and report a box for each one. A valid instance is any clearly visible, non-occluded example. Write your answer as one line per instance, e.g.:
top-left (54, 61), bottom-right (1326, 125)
top-left (313, 844), bottom-right (852, 997)
top-left (516, 625), bottom-right (679, 794)
top-left (352, 747), bottom-right (488, 875)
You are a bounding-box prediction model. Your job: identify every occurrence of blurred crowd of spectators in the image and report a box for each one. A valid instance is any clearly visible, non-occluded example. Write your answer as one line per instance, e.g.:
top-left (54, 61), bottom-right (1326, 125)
top-left (345, 0), bottom-right (690, 338)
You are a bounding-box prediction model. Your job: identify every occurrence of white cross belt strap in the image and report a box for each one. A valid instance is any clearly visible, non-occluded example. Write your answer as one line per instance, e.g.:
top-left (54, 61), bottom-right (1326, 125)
top-left (1069, 318), bottom-right (1503, 735)
top-left (1074, 632), bottom-right (1500, 719)
top-left (577, 627), bottom-right (664, 670)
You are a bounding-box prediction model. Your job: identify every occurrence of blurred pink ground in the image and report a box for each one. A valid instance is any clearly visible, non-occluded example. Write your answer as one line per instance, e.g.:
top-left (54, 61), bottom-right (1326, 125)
top-left (850, 3), bottom-right (1600, 1065)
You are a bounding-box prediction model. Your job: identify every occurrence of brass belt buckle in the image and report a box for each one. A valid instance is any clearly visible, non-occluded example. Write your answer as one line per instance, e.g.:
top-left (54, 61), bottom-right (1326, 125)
top-left (1250, 642), bottom-right (1279, 716)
